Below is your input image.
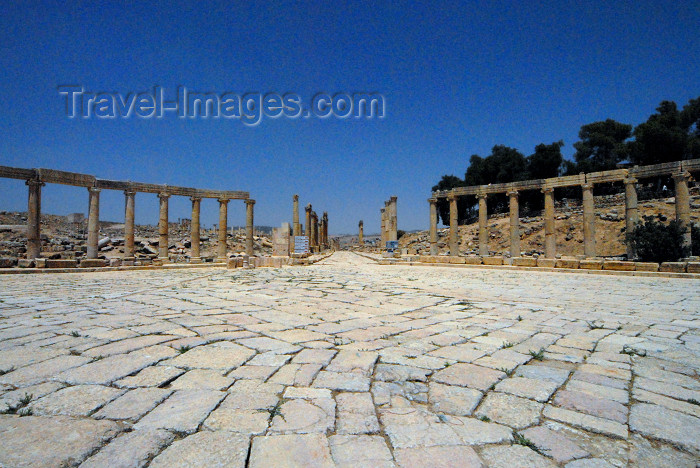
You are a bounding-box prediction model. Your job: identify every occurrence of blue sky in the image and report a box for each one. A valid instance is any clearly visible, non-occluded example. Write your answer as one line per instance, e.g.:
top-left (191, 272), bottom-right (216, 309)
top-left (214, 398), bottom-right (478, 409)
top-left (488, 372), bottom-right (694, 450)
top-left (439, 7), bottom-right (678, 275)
top-left (0, 1), bottom-right (698, 234)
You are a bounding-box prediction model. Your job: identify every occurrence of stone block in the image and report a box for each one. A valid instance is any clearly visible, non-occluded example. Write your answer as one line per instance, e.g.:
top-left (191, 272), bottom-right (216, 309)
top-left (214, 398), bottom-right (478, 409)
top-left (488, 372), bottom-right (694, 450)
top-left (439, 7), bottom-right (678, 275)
top-left (436, 256), bottom-right (451, 263)
top-left (482, 256), bottom-right (503, 265)
top-left (687, 262), bottom-right (700, 273)
top-left (109, 258), bottom-right (122, 267)
top-left (603, 260), bottom-right (635, 271)
top-left (448, 256), bottom-right (466, 264)
top-left (463, 256), bottom-right (482, 265)
top-left (635, 262), bottom-right (659, 272)
top-left (0, 257), bottom-right (18, 267)
top-left (579, 259), bottom-right (604, 270)
top-left (418, 255), bottom-right (431, 263)
top-left (227, 257), bottom-right (244, 269)
top-left (659, 262), bottom-right (687, 273)
top-left (556, 258), bottom-right (580, 269)
top-left (512, 257), bottom-right (537, 267)
top-left (45, 259), bottom-right (77, 268)
top-left (536, 258), bottom-right (556, 268)
top-left (80, 259), bottom-right (108, 268)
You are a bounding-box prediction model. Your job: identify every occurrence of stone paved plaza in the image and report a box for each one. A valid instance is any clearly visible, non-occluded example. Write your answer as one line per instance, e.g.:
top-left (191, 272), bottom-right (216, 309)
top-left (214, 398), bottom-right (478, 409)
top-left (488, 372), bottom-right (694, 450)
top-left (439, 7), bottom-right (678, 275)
top-left (0, 252), bottom-right (699, 467)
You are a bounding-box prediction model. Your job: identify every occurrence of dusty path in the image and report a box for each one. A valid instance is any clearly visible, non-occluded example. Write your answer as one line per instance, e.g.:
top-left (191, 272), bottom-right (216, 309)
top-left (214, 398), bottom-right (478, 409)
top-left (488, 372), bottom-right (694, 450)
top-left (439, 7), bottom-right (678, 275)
top-left (0, 252), bottom-right (698, 467)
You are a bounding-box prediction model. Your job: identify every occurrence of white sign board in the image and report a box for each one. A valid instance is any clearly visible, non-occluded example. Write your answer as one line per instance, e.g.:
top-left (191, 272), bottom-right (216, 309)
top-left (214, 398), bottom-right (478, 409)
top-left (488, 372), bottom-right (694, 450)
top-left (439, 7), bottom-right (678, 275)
top-left (294, 236), bottom-right (309, 254)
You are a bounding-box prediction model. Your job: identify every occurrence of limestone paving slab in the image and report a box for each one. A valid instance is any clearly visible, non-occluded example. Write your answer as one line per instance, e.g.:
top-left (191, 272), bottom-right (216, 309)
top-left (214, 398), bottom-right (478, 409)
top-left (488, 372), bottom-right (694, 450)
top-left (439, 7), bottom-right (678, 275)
top-left (0, 252), bottom-right (699, 466)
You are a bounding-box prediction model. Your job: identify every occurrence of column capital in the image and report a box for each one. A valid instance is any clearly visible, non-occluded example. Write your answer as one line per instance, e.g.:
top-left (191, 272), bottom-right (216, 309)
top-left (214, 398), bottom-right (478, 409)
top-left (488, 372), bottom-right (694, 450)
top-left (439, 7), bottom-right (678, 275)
top-left (380, 207), bottom-right (385, 213)
top-left (124, 189), bottom-right (136, 196)
top-left (672, 171), bottom-right (691, 182)
top-left (623, 177), bottom-right (638, 185)
top-left (476, 192), bottom-right (488, 200)
top-left (88, 186), bottom-right (101, 194)
top-left (447, 192), bottom-right (458, 201)
top-left (359, 220), bottom-right (363, 226)
top-left (541, 187), bottom-right (553, 194)
top-left (158, 192), bottom-right (170, 200)
top-left (428, 197), bottom-right (437, 204)
top-left (581, 183), bottom-right (593, 191)
top-left (245, 199), bottom-right (256, 206)
top-left (293, 194), bottom-right (299, 201)
top-left (305, 203), bottom-right (312, 211)
top-left (507, 190), bottom-right (518, 198)
top-left (389, 196), bottom-right (398, 202)
top-left (25, 179), bottom-right (45, 188)
top-left (217, 198), bottom-right (230, 205)
top-left (190, 196), bottom-right (202, 202)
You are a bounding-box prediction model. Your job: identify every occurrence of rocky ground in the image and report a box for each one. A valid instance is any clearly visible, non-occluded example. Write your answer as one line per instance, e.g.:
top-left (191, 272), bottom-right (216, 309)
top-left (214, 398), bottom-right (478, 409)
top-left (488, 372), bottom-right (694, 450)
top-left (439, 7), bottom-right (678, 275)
top-left (0, 212), bottom-right (274, 263)
top-left (0, 252), bottom-right (698, 467)
top-left (399, 192), bottom-right (700, 258)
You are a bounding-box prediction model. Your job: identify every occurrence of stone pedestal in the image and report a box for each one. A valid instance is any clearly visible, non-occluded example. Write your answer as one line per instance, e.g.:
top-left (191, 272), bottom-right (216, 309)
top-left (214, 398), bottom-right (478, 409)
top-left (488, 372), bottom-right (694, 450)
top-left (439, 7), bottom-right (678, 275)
top-left (508, 190), bottom-right (520, 257)
top-left (477, 193), bottom-right (488, 257)
top-left (582, 183), bottom-right (595, 258)
top-left (87, 187), bottom-right (101, 259)
top-left (245, 199), bottom-right (255, 256)
top-left (124, 190), bottom-right (136, 264)
top-left (542, 187), bottom-right (555, 258)
top-left (190, 197), bottom-right (202, 263)
top-left (272, 222), bottom-right (291, 256)
top-left (673, 172), bottom-right (691, 250)
top-left (217, 198), bottom-right (229, 262)
top-left (26, 179), bottom-right (43, 259)
top-left (428, 198), bottom-right (438, 256)
top-left (624, 177), bottom-right (638, 259)
top-left (158, 193), bottom-right (170, 263)
top-left (448, 193), bottom-right (458, 256)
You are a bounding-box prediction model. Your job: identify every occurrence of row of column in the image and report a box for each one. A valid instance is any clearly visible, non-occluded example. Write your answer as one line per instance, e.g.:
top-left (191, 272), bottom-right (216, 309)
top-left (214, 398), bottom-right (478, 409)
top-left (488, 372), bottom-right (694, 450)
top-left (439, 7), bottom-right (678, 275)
top-left (429, 172), bottom-right (693, 258)
top-left (380, 196), bottom-right (397, 248)
top-left (25, 181), bottom-right (255, 263)
top-left (299, 200), bottom-right (329, 252)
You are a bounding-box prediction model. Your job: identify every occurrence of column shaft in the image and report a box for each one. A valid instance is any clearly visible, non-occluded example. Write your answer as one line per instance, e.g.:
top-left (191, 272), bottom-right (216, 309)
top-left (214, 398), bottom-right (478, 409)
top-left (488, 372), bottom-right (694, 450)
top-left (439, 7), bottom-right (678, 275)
top-left (389, 196), bottom-right (398, 241)
top-left (217, 199), bottom-right (229, 262)
top-left (674, 172), bottom-right (692, 250)
top-left (26, 180), bottom-right (43, 259)
top-left (245, 199), bottom-right (255, 256)
top-left (292, 195), bottom-right (300, 236)
top-left (543, 188), bottom-right (556, 258)
top-left (190, 197), bottom-right (201, 263)
top-left (508, 190), bottom-right (520, 257)
top-left (124, 190), bottom-right (136, 262)
top-left (380, 208), bottom-right (386, 249)
top-left (624, 178), bottom-right (638, 259)
top-left (429, 198), bottom-right (438, 255)
top-left (448, 194), bottom-right (458, 256)
top-left (582, 183), bottom-right (596, 258)
top-left (478, 194), bottom-right (488, 257)
top-left (87, 187), bottom-right (101, 259)
top-left (158, 193), bottom-right (170, 262)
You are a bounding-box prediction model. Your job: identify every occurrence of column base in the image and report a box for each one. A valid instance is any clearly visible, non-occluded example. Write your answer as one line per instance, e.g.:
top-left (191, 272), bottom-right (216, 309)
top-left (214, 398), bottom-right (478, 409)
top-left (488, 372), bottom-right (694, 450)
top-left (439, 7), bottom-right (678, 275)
top-left (216, 257), bottom-right (227, 263)
top-left (122, 257), bottom-right (135, 266)
top-left (190, 257), bottom-right (202, 264)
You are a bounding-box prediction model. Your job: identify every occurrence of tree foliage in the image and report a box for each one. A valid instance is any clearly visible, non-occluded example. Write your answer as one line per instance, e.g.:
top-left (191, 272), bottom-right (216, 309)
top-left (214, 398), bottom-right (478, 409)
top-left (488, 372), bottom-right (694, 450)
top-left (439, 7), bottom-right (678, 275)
top-left (569, 119), bottom-right (632, 174)
top-left (625, 216), bottom-right (690, 262)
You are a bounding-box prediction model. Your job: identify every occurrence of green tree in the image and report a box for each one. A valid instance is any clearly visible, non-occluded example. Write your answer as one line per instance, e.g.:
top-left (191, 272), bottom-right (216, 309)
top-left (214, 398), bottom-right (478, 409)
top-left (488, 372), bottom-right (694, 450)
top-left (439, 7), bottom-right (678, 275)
top-left (569, 119), bottom-right (632, 173)
top-left (432, 174), bottom-right (466, 225)
top-left (630, 101), bottom-right (688, 165)
top-left (527, 141), bottom-right (564, 180)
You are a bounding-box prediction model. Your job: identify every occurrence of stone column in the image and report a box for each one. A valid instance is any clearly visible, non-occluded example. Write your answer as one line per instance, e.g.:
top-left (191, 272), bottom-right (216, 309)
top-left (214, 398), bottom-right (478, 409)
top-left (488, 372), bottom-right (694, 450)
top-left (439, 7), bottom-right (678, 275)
top-left (322, 212), bottom-right (328, 248)
top-left (158, 192), bottom-right (170, 262)
top-left (245, 199), bottom-right (255, 256)
top-left (358, 220), bottom-right (364, 245)
top-left (508, 190), bottom-right (520, 257)
top-left (190, 197), bottom-right (201, 263)
top-left (293, 195), bottom-right (300, 236)
top-left (124, 190), bottom-right (136, 263)
top-left (542, 187), bottom-right (556, 259)
top-left (389, 196), bottom-right (398, 241)
top-left (217, 198), bottom-right (229, 262)
top-left (311, 212), bottom-right (318, 250)
top-left (448, 193), bottom-right (458, 256)
top-left (305, 204), bottom-right (312, 238)
top-left (623, 177), bottom-right (639, 259)
top-left (429, 198), bottom-right (438, 255)
top-left (26, 179), bottom-right (43, 259)
top-left (477, 193), bottom-right (488, 257)
top-left (582, 183), bottom-right (596, 257)
top-left (87, 187), bottom-right (101, 259)
top-left (673, 171), bottom-right (692, 250)
top-left (380, 208), bottom-right (386, 249)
